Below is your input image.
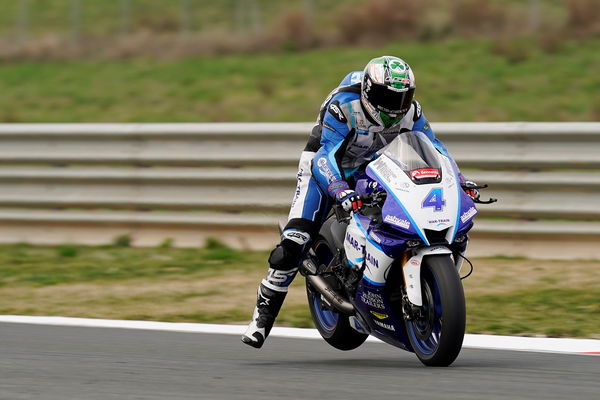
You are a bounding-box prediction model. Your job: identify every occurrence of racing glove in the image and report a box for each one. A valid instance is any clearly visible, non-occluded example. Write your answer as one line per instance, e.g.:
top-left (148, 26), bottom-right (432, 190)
top-left (336, 190), bottom-right (364, 212)
top-left (366, 180), bottom-right (384, 194)
top-left (463, 180), bottom-right (480, 200)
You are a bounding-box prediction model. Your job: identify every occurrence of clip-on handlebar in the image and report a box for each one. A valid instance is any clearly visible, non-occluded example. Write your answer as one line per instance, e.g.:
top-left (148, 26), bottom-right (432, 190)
top-left (461, 183), bottom-right (498, 204)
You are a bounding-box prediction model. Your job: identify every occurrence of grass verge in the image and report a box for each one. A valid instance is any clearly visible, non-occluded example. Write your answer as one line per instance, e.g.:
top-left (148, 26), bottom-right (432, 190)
top-left (0, 243), bottom-right (598, 338)
top-left (0, 37), bottom-right (599, 122)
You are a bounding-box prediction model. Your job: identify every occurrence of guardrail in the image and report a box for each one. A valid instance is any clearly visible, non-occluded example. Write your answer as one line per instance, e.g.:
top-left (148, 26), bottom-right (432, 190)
top-left (0, 122), bottom-right (598, 258)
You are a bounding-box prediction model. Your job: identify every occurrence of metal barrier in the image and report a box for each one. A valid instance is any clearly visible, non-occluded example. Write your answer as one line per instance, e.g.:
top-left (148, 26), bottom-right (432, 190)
top-left (0, 122), bottom-right (598, 258)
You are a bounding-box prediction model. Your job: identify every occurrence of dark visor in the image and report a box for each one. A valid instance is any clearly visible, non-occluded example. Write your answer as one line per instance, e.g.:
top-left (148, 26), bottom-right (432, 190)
top-left (366, 84), bottom-right (415, 115)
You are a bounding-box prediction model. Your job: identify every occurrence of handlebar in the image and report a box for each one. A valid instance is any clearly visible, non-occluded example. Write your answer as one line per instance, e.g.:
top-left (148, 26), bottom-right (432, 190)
top-left (461, 182), bottom-right (498, 204)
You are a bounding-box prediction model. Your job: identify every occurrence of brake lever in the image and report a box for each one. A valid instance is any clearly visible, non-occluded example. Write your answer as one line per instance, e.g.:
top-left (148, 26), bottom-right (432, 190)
top-left (461, 183), bottom-right (497, 204)
top-left (474, 197), bottom-right (498, 204)
top-left (461, 183), bottom-right (489, 190)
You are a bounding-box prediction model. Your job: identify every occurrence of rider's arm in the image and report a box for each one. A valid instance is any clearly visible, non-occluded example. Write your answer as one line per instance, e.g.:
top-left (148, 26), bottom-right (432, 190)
top-left (412, 104), bottom-right (465, 183)
top-left (311, 107), bottom-right (352, 199)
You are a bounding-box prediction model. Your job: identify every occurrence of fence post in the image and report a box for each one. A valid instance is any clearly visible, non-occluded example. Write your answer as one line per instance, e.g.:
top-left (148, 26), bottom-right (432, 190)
top-left (529, 0), bottom-right (540, 33)
top-left (16, 0), bottom-right (29, 47)
top-left (70, 0), bottom-right (82, 46)
top-left (120, 0), bottom-right (131, 36)
top-left (180, 0), bottom-right (192, 39)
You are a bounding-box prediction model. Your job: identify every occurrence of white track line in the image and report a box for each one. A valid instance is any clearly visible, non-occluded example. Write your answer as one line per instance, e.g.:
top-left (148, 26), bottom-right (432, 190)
top-left (0, 315), bottom-right (598, 355)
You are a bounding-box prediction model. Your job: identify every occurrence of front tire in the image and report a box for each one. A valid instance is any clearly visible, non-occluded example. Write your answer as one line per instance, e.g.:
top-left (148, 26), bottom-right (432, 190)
top-left (405, 254), bottom-right (466, 367)
top-left (306, 238), bottom-right (368, 351)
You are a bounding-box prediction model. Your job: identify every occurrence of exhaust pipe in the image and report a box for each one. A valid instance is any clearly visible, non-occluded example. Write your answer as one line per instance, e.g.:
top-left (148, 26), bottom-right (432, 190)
top-left (306, 274), bottom-right (355, 315)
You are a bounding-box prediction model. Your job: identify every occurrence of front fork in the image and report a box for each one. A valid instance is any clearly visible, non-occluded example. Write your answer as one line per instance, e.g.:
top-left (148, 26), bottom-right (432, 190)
top-left (401, 246), bottom-right (454, 308)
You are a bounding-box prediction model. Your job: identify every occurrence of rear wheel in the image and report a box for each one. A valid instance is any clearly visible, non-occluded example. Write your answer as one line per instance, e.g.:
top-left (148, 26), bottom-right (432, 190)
top-left (306, 238), bottom-right (368, 351)
top-left (405, 254), bottom-right (465, 366)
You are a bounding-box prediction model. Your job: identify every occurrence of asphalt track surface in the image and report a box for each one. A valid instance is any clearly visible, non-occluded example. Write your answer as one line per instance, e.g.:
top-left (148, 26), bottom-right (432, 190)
top-left (1, 322), bottom-right (598, 400)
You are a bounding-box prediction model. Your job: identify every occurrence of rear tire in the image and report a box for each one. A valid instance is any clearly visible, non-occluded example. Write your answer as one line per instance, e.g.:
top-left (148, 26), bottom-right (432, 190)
top-left (404, 254), bottom-right (465, 367)
top-left (306, 238), bottom-right (368, 351)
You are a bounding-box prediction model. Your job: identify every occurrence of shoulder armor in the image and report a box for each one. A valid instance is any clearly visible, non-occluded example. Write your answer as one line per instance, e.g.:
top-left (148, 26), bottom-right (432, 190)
top-left (328, 100), bottom-right (347, 123)
top-left (337, 83), bottom-right (361, 94)
top-left (412, 100), bottom-right (422, 121)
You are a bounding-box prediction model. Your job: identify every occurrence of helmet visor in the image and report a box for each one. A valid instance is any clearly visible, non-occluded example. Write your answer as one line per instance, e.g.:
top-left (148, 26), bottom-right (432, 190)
top-left (365, 84), bottom-right (415, 116)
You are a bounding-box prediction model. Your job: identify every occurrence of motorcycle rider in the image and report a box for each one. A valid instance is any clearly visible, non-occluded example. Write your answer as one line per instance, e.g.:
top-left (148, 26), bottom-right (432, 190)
top-left (242, 55), bottom-right (476, 348)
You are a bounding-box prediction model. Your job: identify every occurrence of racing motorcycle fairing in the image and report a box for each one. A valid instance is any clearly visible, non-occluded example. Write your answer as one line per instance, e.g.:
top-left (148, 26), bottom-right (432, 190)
top-left (345, 132), bottom-right (477, 349)
top-left (365, 131), bottom-right (476, 246)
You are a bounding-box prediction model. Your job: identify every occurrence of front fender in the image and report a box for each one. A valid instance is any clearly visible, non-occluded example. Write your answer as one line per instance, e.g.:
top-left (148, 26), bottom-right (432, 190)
top-left (403, 246), bottom-right (452, 306)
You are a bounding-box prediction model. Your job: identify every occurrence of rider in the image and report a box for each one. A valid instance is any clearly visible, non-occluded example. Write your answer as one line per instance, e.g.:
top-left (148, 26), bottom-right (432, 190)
top-left (242, 55), bottom-right (476, 348)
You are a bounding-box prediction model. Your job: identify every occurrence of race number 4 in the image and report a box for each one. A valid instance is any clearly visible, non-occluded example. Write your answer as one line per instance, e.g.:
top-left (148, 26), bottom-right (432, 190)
top-left (422, 188), bottom-right (446, 212)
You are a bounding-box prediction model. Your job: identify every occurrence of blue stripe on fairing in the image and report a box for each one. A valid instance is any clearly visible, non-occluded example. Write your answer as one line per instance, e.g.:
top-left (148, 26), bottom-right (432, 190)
top-left (451, 167), bottom-right (462, 243)
top-left (353, 213), bottom-right (386, 286)
top-left (352, 214), bottom-right (382, 251)
top-left (367, 164), bottom-right (431, 246)
top-left (362, 274), bottom-right (385, 286)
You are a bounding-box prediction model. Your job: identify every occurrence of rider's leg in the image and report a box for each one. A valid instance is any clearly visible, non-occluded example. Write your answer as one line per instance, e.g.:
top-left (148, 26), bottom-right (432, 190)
top-left (242, 151), bottom-right (330, 348)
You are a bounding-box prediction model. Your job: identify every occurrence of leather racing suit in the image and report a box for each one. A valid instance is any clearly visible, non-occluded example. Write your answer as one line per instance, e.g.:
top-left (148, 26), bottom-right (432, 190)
top-left (242, 70), bottom-right (464, 348)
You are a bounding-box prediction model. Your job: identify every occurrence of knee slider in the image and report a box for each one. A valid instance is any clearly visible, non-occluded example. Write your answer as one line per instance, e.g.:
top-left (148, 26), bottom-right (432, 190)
top-left (268, 230), bottom-right (311, 270)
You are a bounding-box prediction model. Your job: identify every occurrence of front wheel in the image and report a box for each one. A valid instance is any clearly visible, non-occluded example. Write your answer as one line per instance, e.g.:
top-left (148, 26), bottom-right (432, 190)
top-left (405, 254), bottom-right (466, 367)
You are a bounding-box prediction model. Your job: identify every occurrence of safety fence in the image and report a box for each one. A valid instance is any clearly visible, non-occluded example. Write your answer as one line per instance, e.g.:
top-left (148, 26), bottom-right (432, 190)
top-left (0, 122), bottom-right (598, 258)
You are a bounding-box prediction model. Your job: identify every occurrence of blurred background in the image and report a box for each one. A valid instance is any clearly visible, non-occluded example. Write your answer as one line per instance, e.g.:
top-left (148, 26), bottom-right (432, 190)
top-left (0, 0), bottom-right (598, 122)
top-left (0, 0), bottom-right (598, 339)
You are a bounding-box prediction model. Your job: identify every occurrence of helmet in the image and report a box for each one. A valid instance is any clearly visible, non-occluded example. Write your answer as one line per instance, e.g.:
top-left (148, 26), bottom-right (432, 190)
top-left (361, 56), bottom-right (416, 127)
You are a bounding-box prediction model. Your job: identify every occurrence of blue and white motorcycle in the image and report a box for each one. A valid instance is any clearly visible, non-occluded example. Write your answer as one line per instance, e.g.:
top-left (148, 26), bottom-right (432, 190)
top-left (301, 131), bottom-right (495, 367)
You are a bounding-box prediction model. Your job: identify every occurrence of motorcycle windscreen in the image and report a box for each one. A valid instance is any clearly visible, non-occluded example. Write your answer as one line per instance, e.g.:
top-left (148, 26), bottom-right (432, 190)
top-left (376, 131), bottom-right (443, 184)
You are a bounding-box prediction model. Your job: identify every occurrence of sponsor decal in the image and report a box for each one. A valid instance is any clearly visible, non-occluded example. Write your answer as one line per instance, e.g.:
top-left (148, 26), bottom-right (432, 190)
top-left (317, 157), bottom-right (336, 183)
top-left (365, 252), bottom-right (379, 269)
top-left (393, 181), bottom-right (411, 192)
top-left (265, 268), bottom-right (298, 287)
top-left (283, 230), bottom-right (309, 245)
top-left (328, 101), bottom-right (347, 123)
top-left (345, 232), bottom-right (364, 252)
top-left (370, 311), bottom-right (389, 319)
top-left (410, 168), bottom-right (440, 180)
top-left (291, 184), bottom-right (301, 208)
top-left (328, 180), bottom-right (349, 196)
top-left (360, 291), bottom-right (385, 309)
top-left (410, 259), bottom-right (420, 266)
top-left (414, 100), bottom-right (422, 119)
top-left (460, 206), bottom-right (477, 223)
top-left (384, 215), bottom-right (411, 229)
top-left (372, 158), bottom-right (399, 182)
top-left (355, 113), bottom-right (369, 130)
top-left (374, 320), bottom-right (396, 331)
top-left (322, 122), bottom-right (336, 132)
top-left (369, 231), bottom-right (382, 244)
top-left (428, 218), bottom-right (450, 224)
top-left (296, 168), bottom-right (303, 183)
top-left (350, 71), bottom-right (362, 84)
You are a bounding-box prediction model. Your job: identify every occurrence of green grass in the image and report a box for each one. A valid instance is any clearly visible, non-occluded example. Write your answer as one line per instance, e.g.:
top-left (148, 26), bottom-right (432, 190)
top-left (0, 242), bottom-right (598, 338)
top-left (0, 241), bottom-right (255, 288)
top-left (467, 288), bottom-right (600, 337)
top-left (0, 37), bottom-right (598, 123)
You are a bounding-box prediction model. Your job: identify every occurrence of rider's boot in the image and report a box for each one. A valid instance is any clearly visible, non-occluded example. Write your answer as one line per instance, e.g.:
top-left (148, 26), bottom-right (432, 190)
top-left (242, 230), bottom-right (308, 348)
top-left (241, 282), bottom-right (287, 348)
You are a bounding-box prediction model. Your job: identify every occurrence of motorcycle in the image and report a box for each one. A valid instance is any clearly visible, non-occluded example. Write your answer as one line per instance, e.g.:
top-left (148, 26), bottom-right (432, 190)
top-left (300, 130), bottom-right (496, 367)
